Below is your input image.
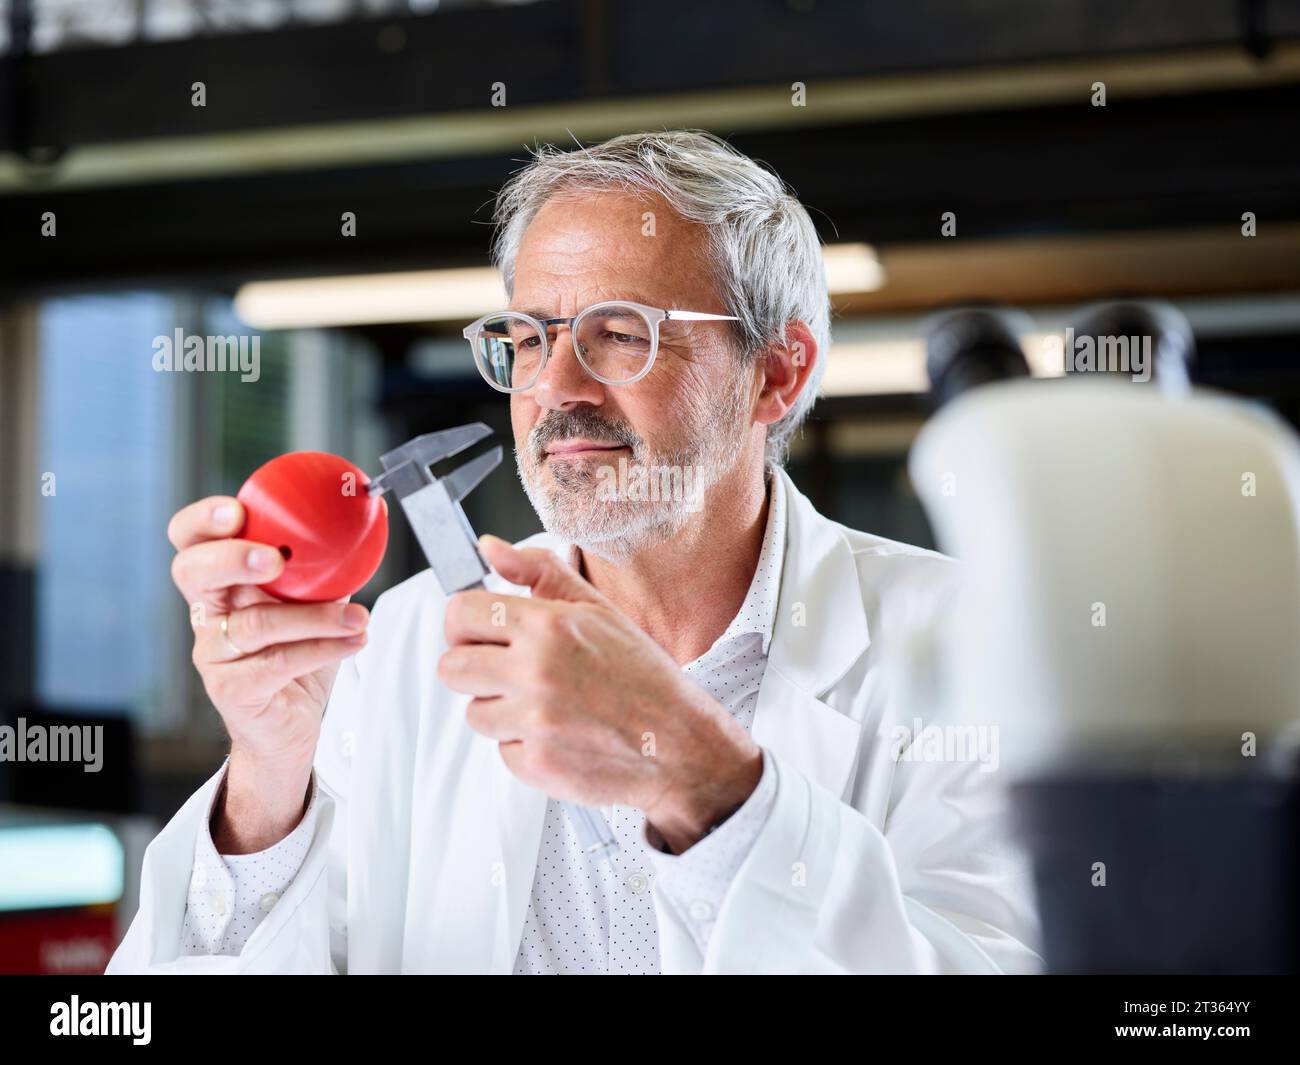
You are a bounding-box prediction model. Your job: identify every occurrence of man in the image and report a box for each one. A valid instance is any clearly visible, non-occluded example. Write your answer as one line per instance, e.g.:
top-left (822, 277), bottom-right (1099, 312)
top-left (109, 130), bottom-right (1040, 974)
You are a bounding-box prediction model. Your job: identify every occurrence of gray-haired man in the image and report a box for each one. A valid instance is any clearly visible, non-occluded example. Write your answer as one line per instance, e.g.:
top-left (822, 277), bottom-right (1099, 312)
top-left (111, 131), bottom-right (1040, 975)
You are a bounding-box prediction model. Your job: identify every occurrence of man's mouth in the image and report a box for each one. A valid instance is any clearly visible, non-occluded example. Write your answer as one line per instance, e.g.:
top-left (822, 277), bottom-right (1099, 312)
top-left (543, 440), bottom-right (629, 459)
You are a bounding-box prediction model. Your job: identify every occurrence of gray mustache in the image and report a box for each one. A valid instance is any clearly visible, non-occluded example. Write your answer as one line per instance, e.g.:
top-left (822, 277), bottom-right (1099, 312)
top-left (530, 411), bottom-right (642, 454)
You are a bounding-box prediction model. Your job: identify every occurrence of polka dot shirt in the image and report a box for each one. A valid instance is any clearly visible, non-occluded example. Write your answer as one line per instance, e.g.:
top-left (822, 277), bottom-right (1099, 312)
top-left (181, 472), bottom-right (787, 972)
top-left (180, 774), bottom-right (317, 956)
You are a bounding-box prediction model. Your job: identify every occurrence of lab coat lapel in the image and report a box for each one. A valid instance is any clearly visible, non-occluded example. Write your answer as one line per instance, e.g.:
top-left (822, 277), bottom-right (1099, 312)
top-left (482, 558), bottom-right (558, 974)
top-left (752, 668), bottom-right (863, 799)
top-left (137, 777), bottom-right (216, 965)
top-left (488, 752), bottom-right (549, 973)
top-left (753, 470), bottom-right (870, 798)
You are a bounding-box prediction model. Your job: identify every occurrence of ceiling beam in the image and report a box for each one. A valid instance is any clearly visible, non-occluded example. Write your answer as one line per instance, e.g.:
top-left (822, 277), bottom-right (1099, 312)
top-left (2, 0), bottom-right (1298, 156)
top-left (3, 81), bottom-right (1299, 295)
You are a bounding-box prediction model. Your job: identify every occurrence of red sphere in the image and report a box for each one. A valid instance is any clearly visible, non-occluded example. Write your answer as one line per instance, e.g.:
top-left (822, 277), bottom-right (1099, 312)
top-left (236, 451), bottom-right (388, 603)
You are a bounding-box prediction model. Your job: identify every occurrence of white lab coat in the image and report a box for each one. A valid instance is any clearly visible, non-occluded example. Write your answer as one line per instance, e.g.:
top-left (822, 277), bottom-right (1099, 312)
top-left (108, 469), bottom-right (1041, 974)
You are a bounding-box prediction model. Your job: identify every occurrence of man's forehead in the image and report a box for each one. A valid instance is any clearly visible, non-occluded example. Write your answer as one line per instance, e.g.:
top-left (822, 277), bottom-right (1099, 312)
top-left (529, 186), bottom-right (686, 228)
top-left (518, 190), bottom-right (704, 261)
top-left (512, 190), bottom-right (715, 307)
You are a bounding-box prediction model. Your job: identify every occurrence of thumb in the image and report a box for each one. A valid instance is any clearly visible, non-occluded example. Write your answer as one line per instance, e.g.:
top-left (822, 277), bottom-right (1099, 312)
top-left (478, 534), bottom-right (606, 605)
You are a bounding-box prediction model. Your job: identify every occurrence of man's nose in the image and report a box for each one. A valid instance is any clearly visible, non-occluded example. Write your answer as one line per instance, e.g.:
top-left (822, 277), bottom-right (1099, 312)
top-left (531, 326), bottom-right (605, 411)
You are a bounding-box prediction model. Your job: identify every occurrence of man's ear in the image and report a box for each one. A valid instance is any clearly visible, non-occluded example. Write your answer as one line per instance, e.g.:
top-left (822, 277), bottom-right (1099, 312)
top-left (753, 321), bottom-right (818, 429)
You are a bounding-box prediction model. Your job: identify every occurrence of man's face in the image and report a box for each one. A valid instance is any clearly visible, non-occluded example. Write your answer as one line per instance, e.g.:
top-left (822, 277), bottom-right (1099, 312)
top-left (509, 190), bottom-right (756, 561)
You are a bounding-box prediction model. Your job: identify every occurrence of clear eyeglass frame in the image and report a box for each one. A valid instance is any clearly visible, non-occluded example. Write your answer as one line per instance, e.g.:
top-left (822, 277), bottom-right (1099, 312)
top-left (462, 299), bottom-right (741, 393)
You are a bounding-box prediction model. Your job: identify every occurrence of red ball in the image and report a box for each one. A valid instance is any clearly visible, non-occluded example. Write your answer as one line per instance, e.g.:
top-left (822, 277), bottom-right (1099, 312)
top-left (236, 451), bottom-right (388, 603)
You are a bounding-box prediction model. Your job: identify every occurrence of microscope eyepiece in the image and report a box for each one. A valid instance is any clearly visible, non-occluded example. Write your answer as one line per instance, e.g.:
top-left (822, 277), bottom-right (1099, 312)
top-left (1064, 299), bottom-right (1195, 393)
top-left (923, 307), bottom-right (1032, 409)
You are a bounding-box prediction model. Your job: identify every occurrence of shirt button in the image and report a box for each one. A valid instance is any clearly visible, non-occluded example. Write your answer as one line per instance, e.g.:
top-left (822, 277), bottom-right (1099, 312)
top-left (688, 899), bottom-right (714, 922)
top-left (259, 892), bottom-right (280, 913)
top-left (210, 893), bottom-right (229, 917)
top-left (340, 731), bottom-right (356, 759)
top-left (624, 871), bottom-right (650, 895)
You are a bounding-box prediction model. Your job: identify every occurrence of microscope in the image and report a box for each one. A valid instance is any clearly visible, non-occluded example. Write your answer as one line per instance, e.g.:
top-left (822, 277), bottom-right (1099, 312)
top-left (910, 303), bottom-right (1300, 974)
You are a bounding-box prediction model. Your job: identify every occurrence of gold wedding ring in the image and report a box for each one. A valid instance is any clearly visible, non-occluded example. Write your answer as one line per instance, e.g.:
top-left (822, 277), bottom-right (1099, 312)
top-left (220, 615), bottom-right (248, 658)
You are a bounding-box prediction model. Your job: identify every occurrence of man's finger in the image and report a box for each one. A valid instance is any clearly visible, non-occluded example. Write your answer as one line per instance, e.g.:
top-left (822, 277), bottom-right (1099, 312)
top-left (442, 587), bottom-right (547, 647)
top-left (219, 633), bottom-right (367, 703)
top-left (437, 643), bottom-right (513, 697)
top-left (168, 496), bottom-right (245, 551)
top-left (203, 601), bottom-right (369, 663)
top-left (170, 538), bottom-right (285, 605)
top-left (478, 535), bottom-right (610, 606)
top-left (465, 696), bottom-right (526, 742)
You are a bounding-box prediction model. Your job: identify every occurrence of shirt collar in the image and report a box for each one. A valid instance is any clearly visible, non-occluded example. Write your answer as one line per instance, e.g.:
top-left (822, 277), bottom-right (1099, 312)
top-left (712, 467), bottom-right (788, 656)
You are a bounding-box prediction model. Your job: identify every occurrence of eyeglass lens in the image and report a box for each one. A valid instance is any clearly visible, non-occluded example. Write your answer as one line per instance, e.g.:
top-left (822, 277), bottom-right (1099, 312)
top-left (473, 303), bottom-right (654, 389)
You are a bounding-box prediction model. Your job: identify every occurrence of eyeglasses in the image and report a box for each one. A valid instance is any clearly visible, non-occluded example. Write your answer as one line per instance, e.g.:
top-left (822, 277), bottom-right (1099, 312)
top-left (463, 300), bottom-right (741, 393)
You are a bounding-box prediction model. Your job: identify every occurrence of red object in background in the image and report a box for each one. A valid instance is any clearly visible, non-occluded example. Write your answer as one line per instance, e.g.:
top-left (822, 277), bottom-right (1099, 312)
top-left (0, 908), bottom-right (117, 974)
top-left (236, 451), bottom-right (388, 602)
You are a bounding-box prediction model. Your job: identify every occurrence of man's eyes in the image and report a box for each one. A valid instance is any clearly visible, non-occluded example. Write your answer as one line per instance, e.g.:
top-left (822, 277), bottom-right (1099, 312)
top-left (591, 319), bottom-right (649, 341)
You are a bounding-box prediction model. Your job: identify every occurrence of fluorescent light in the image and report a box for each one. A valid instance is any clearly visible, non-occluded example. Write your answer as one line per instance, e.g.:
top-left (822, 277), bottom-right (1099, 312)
top-left (821, 340), bottom-right (928, 395)
top-left (0, 824), bottom-right (124, 912)
top-left (823, 243), bottom-right (886, 294)
top-left (235, 242), bottom-right (884, 330)
top-left (235, 267), bottom-right (507, 329)
top-left (821, 333), bottom-right (1061, 397)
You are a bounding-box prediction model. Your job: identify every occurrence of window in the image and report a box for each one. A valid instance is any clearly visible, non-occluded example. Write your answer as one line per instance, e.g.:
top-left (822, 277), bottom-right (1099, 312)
top-left (36, 293), bottom-right (181, 727)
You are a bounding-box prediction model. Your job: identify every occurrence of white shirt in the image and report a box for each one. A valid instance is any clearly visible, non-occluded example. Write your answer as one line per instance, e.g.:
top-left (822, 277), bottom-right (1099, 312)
top-left (181, 471), bottom-right (787, 973)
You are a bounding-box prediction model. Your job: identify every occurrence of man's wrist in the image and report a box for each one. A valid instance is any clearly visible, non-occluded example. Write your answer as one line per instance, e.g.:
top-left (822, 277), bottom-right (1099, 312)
top-left (644, 745), bottom-right (763, 855)
top-left (212, 751), bottom-right (313, 855)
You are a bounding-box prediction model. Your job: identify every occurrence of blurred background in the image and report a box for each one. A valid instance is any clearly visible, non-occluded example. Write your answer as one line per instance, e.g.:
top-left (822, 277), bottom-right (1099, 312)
top-left (1, 0), bottom-right (1299, 972)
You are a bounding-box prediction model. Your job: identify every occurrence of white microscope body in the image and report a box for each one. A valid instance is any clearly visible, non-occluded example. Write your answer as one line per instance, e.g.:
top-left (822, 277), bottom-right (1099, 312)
top-left (909, 310), bottom-right (1300, 972)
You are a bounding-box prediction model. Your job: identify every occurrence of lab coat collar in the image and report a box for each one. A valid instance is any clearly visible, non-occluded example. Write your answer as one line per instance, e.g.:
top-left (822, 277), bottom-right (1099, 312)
top-left (748, 467), bottom-right (869, 804)
top-left (726, 464), bottom-right (787, 656)
top-left (765, 466), bottom-right (871, 695)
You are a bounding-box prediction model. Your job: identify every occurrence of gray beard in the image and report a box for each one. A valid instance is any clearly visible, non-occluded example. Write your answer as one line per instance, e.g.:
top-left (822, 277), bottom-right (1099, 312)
top-left (516, 369), bottom-right (752, 565)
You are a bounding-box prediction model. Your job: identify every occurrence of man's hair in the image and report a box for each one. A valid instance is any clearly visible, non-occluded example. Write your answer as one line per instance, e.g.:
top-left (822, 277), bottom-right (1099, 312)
top-left (490, 129), bottom-right (830, 467)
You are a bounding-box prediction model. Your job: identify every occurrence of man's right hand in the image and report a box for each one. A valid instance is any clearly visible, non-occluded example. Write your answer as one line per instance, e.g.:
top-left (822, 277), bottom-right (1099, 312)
top-left (168, 495), bottom-right (370, 854)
